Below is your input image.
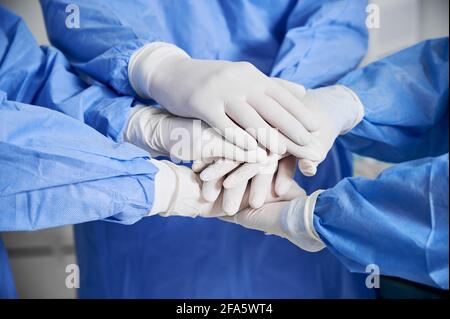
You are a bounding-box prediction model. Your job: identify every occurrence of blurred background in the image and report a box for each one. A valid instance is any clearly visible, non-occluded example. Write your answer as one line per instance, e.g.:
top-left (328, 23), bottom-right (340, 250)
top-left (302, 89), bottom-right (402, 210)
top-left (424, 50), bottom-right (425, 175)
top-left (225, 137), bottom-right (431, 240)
top-left (0, 0), bottom-right (448, 298)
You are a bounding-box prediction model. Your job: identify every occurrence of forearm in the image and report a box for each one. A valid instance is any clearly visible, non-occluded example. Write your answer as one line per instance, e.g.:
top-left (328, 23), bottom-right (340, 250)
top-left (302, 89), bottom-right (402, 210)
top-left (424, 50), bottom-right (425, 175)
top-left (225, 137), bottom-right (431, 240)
top-left (40, 0), bottom-right (159, 96)
top-left (338, 38), bottom-right (449, 162)
top-left (313, 154), bottom-right (449, 289)
top-left (0, 99), bottom-right (158, 231)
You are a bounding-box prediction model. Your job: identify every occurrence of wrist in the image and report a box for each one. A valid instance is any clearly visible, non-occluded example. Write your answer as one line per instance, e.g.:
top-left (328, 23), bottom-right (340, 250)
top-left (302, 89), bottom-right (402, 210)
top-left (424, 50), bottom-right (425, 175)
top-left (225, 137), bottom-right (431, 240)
top-left (123, 105), bottom-right (171, 157)
top-left (128, 42), bottom-right (190, 99)
top-left (281, 190), bottom-right (325, 252)
top-left (148, 159), bottom-right (178, 215)
top-left (334, 85), bottom-right (365, 135)
top-left (308, 85), bottom-right (364, 136)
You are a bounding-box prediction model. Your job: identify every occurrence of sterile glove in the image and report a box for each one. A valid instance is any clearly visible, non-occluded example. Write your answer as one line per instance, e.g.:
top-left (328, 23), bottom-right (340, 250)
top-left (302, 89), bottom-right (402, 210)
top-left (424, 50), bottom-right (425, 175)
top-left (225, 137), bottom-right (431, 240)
top-left (221, 190), bottom-right (326, 252)
top-left (149, 159), bottom-right (304, 218)
top-left (124, 105), bottom-right (267, 163)
top-left (275, 81), bottom-right (364, 176)
top-left (128, 42), bottom-right (319, 154)
top-left (193, 155), bottom-right (297, 215)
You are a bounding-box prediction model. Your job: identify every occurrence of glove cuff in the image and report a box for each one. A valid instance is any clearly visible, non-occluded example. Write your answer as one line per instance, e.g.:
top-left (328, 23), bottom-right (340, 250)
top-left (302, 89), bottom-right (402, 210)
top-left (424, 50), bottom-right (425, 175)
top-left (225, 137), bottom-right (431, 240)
top-left (123, 105), bottom-right (171, 157)
top-left (335, 85), bottom-right (365, 135)
top-left (148, 160), bottom-right (178, 215)
top-left (303, 190), bottom-right (325, 243)
top-left (282, 190), bottom-right (325, 252)
top-left (128, 42), bottom-right (190, 99)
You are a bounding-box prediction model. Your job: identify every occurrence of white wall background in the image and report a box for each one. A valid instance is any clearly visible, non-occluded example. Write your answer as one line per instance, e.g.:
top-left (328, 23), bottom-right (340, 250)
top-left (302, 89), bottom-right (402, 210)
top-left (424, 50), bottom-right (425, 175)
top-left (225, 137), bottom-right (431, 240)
top-left (1, 0), bottom-right (448, 298)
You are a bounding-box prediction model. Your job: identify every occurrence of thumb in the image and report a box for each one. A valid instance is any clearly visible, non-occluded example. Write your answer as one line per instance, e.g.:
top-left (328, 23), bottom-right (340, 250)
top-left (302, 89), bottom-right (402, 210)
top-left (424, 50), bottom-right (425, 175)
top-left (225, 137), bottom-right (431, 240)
top-left (298, 159), bottom-right (318, 177)
top-left (221, 202), bottom-right (290, 237)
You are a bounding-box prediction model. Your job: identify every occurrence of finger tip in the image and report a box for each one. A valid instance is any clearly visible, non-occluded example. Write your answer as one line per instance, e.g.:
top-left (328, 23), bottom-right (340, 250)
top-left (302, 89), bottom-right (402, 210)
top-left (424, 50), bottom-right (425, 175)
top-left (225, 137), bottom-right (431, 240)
top-left (275, 182), bottom-right (291, 197)
top-left (202, 192), bottom-right (218, 203)
top-left (249, 198), bottom-right (264, 209)
top-left (301, 167), bottom-right (317, 177)
top-left (277, 141), bottom-right (287, 155)
top-left (199, 172), bottom-right (209, 181)
top-left (222, 201), bottom-right (238, 216)
top-left (222, 179), bottom-right (234, 189)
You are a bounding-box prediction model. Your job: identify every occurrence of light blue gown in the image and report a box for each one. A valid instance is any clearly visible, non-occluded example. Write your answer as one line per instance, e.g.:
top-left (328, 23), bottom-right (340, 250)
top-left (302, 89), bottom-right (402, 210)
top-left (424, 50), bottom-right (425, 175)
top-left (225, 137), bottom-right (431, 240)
top-left (312, 38), bottom-right (449, 290)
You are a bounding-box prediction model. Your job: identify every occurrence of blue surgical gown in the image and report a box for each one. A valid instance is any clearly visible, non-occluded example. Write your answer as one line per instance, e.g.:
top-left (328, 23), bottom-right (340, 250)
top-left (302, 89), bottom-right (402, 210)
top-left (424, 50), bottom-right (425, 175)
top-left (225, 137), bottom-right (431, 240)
top-left (313, 38), bottom-right (449, 290)
top-left (39, 0), bottom-right (373, 297)
top-left (0, 7), bottom-right (158, 297)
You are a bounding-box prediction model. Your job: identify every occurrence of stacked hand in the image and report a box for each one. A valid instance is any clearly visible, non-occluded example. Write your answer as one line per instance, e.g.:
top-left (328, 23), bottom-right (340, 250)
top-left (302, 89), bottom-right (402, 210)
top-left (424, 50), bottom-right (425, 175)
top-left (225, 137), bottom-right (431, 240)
top-left (147, 159), bottom-right (305, 218)
top-left (192, 81), bottom-right (364, 215)
top-left (128, 42), bottom-right (322, 157)
top-left (126, 42), bottom-right (364, 243)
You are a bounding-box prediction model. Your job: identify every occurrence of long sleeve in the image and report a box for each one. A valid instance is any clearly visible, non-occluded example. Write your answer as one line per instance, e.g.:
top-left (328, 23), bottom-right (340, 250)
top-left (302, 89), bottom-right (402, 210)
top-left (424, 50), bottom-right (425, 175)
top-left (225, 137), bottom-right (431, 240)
top-left (270, 0), bottom-right (368, 88)
top-left (0, 7), bottom-right (134, 141)
top-left (0, 94), bottom-right (158, 231)
top-left (313, 154), bottom-right (449, 289)
top-left (40, 0), bottom-right (157, 97)
top-left (338, 38), bottom-right (449, 163)
top-left (0, 8), bottom-right (158, 231)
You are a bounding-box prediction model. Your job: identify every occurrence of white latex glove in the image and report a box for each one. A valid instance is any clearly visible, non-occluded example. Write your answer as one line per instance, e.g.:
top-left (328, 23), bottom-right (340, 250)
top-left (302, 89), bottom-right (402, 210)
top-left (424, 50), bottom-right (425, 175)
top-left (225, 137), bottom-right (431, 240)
top-left (221, 190), bottom-right (326, 252)
top-left (275, 81), bottom-right (365, 176)
top-left (149, 159), bottom-right (304, 218)
top-left (194, 155), bottom-right (298, 214)
top-left (124, 105), bottom-right (267, 163)
top-left (128, 42), bottom-right (319, 154)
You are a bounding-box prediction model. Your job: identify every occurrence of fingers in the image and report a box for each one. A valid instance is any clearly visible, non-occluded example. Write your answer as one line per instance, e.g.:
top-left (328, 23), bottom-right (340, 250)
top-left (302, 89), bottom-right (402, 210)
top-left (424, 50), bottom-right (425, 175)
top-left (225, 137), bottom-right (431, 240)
top-left (271, 78), bottom-right (306, 100)
top-left (208, 134), bottom-right (267, 162)
top-left (222, 181), bottom-right (247, 215)
top-left (192, 160), bottom-right (209, 173)
top-left (200, 159), bottom-right (240, 181)
top-left (223, 153), bottom-right (279, 189)
top-left (226, 101), bottom-right (286, 154)
top-left (249, 172), bottom-right (274, 209)
top-left (201, 177), bottom-right (224, 202)
top-left (247, 94), bottom-right (312, 146)
top-left (281, 134), bottom-right (322, 161)
top-left (206, 114), bottom-right (258, 151)
top-left (274, 156), bottom-right (297, 196)
top-left (267, 78), bottom-right (319, 132)
top-left (224, 201), bottom-right (289, 236)
top-left (276, 181), bottom-right (306, 201)
top-left (298, 159), bottom-right (318, 177)
top-left (222, 162), bottom-right (261, 189)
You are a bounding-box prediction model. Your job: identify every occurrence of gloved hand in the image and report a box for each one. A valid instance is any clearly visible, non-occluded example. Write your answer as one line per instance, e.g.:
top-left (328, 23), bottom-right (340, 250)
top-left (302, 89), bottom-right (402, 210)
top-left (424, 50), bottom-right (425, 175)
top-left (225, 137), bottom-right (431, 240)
top-left (193, 155), bottom-right (298, 215)
top-left (128, 42), bottom-right (319, 154)
top-left (124, 105), bottom-right (267, 163)
top-left (275, 80), bottom-right (365, 176)
top-left (149, 159), bottom-right (304, 218)
top-left (221, 190), bottom-right (326, 252)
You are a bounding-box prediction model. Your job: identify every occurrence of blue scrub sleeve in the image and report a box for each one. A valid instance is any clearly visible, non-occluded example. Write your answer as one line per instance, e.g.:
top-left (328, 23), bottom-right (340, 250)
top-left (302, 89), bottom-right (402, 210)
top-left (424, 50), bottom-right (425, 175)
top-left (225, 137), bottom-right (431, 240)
top-left (313, 154), bottom-right (449, 289)
top-left (0, 94), bottom-right (158, 231)
top-left (0, 7), bottom-right (135, 142)
top-left (270, 0), bottom-right (368, 88)
top-left (40, 0), bottom-right (160, 97)
top-left (339, 38), bottom-right (449, 163)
